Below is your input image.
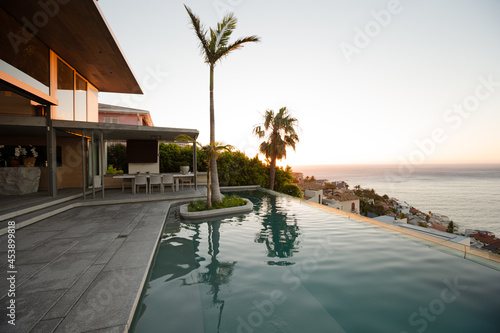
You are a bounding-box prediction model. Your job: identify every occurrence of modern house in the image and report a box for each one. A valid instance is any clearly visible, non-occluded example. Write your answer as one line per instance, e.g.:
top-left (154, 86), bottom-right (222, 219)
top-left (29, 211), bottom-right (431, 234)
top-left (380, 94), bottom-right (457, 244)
top-left (0, 1), bottom-right (199, 197)
top-left (99, 103), bottom-right (153, 126)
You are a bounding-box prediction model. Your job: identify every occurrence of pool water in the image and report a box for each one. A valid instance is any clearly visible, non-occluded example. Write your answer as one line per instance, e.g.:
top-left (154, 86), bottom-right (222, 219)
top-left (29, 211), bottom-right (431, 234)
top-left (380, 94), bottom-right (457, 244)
top-left (131, 190), bottom-right (500, 332)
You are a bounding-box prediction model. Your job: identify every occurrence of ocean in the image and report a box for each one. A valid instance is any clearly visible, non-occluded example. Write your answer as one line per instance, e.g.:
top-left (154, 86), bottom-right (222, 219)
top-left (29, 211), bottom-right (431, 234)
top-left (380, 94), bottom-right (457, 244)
top-left (292, 164), bottom-right (500, 236)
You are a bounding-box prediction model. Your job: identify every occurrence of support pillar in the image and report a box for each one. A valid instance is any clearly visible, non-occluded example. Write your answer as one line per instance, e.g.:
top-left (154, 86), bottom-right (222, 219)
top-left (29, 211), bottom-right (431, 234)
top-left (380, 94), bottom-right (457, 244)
top-left (100, 131), bottom-right (105, 198)
top-left (193, 139), bottom-right (198, 190)
top-left (46, 107), bottom-right (57, 197)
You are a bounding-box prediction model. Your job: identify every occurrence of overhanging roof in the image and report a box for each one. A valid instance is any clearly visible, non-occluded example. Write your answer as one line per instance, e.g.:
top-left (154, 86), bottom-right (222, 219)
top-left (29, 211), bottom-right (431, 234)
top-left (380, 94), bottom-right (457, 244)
top-left (0, 0), bottom-right (142, 94)
top-left (53, 120), bottom-right (198, 142)
top-left (0, 116), bottom-right (198, 142)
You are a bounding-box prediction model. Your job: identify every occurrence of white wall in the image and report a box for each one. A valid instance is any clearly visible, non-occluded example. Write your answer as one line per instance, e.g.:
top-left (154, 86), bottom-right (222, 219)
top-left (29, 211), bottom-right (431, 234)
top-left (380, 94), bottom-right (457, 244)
top-left (128, 162), bottom-right (159, 174)
top-left (324, 198), bottom-right (360, 214)
top-left (304, 190), bottom-right (323, 204)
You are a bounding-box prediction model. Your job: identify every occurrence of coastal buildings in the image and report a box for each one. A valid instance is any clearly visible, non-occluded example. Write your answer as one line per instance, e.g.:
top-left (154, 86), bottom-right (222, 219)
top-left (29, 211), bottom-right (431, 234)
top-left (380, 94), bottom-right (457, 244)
top-left (0, 0), bottom-right (198, 197)
top-left (324, 192), bottom-right (360, 214)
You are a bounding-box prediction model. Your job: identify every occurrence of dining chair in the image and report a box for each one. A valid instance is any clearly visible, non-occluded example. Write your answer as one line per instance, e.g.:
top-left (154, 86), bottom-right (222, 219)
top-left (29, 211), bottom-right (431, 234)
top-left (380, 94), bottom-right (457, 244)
top-left (122, 178), bottom-right (133, 192)
top-left (134, 174), bottom-right (148, 194)
top-left (149, 174), bottom-right (162, 194)
top-left (181, 175), bottom-right (193, 190)
top-left (162, 174), bottom-right (175, 192)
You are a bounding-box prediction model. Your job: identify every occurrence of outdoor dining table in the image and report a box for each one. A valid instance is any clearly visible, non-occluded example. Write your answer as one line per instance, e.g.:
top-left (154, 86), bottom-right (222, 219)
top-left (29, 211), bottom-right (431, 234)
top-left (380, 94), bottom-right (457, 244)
top-left (113, 173), bottom-right (195, 193)
top-left (172, 173), bottom-right (195, 191)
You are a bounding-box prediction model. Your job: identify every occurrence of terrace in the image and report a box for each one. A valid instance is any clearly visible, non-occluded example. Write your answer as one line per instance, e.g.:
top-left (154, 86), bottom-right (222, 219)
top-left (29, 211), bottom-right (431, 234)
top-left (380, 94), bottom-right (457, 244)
top-left (1, 188), bottom-right (499, 332)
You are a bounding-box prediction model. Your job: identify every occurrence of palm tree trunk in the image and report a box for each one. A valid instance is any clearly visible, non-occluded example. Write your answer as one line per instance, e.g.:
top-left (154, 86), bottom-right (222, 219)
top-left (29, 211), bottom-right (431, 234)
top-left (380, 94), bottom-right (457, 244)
top-left (206, 159), bottom-right (212, 208)
top-left (209, 64), bottom-right (223, 203)
top-left (269, 156), bottom-right (276, 190)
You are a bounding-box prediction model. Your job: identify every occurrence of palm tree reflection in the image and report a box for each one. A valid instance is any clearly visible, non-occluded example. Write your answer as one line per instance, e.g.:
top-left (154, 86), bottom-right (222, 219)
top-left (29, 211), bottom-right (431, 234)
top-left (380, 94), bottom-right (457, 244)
top-left (256, 196), bottom-right (301, 263)
top-left (180, 221), bottom-right (236, 332)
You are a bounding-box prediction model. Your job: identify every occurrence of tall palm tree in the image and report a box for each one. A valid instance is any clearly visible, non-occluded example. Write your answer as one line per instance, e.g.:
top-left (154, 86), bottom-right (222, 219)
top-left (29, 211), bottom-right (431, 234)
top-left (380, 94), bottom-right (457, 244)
top-left (185, 5), bottom-right (260, 204)
top-left (253, 107), bottom-right (299, 190)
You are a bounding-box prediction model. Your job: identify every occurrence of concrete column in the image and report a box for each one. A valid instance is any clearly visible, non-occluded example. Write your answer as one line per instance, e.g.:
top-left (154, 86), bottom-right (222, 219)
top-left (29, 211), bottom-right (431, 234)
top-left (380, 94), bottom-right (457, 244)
top-left (193, 139), bottom-right (198, 190)
top-left (46, 107), bottom-right (57, 197)
top-left (100, 131), bottom-right (105, 198)
top-left (91, 130), bottom-right (95, 199)
top-left (82, 130), bottom-right (86, 200)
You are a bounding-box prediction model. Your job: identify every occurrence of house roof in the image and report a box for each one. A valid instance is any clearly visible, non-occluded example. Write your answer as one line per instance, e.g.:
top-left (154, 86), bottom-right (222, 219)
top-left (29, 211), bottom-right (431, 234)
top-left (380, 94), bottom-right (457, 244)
top-left (1, 1), bottom-right (142, 94)
top-left (99, 103), bottom-right (153, 126)
top-left (470, 232), bottom-right (498, 244)
top-left (99, 103), bottom-right (150, 115)
top-left (326, 193), bottom-right (359, 202)
top-left (0, 115), bottom-right (198, 142)
top-left (297, 182), bottom-right (324, 191)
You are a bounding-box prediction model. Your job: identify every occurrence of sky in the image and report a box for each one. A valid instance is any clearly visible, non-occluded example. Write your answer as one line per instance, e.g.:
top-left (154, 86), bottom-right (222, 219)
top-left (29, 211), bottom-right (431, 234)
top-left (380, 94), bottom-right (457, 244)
top-left (98, 0), bottom-right (500, 167)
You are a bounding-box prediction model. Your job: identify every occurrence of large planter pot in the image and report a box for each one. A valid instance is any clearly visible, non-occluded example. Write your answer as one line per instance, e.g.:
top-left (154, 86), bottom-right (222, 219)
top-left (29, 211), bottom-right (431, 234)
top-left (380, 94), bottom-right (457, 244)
top-left (8, 158), bottom-right (20, 167)
top-left (23, 157), bottom-right (36, 167)
top-left (180, 165), bottom-right (190, 174)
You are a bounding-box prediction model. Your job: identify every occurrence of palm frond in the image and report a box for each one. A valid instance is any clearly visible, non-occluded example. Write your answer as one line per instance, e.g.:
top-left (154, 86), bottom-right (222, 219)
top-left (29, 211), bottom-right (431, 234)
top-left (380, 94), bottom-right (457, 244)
top-left (214, 35), bottom-right (260, 63)
top-left (253, 107), bottom-right (300, 163)
top-left (184, 5), bottom-right (211, 62)
top-left (209, 12), bottom-right (237, 53)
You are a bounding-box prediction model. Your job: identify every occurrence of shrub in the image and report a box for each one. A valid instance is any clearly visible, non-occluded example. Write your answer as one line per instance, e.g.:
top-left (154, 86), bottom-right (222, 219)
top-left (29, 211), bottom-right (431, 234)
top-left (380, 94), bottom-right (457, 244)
top-left (282, 184), bottom-right (303, 198)
top-left (107, 143), bottom-right (127, 173)
top-left (188, 195), bottom-right (246, 212)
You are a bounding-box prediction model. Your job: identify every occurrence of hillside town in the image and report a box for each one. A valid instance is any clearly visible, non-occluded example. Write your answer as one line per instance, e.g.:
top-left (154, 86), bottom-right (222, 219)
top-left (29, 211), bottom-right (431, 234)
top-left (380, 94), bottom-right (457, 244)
top-left (292, 172), bottom-right (500, 255)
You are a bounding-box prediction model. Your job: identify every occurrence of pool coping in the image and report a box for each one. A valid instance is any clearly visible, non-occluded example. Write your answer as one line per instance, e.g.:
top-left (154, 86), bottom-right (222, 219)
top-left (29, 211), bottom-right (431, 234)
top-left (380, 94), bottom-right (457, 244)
top-left (179, 199), bottom-right (254, 220)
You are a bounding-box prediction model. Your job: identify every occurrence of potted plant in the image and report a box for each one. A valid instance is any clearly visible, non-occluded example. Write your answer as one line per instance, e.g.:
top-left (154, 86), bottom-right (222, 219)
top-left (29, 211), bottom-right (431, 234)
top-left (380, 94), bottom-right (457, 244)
top-left (179, 165), bottom-right (190, 174)
top-left (23, 145), bottom-right (38, 167)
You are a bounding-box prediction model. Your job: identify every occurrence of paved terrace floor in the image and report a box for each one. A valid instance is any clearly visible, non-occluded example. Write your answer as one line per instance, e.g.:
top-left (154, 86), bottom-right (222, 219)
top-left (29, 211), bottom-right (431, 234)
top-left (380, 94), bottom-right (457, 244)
top-left (0, 187), bottom-right (207, 332)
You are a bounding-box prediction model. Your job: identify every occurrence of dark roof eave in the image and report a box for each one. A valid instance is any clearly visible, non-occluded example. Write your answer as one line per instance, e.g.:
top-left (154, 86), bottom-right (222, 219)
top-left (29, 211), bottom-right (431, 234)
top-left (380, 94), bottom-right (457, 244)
top-left (1, 0), bottom-right (142, 94)
top-left (52, 120), bottom-right (199, 142)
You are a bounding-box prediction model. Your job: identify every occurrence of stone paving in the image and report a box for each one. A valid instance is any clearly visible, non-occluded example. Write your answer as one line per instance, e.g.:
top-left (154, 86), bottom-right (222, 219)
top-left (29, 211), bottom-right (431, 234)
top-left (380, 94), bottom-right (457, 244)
top-left (0, 200), bottom-right (172, 332)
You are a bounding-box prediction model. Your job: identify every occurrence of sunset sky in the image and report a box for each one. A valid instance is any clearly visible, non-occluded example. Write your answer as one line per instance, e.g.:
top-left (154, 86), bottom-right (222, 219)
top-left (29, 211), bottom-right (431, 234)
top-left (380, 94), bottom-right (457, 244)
top-left (98, 0), bottom-right (500, 166)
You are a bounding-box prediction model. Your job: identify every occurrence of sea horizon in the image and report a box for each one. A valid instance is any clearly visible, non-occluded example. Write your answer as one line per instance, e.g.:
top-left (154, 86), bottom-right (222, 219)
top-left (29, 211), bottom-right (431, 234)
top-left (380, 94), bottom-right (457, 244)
top-left (289, 163), bottom-right (500, 236)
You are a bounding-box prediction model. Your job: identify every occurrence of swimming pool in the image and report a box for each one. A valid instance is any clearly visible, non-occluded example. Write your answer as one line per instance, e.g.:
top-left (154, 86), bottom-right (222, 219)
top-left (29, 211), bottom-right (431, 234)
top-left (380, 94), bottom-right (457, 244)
top-left (131, 190), bottom-right (500, 332)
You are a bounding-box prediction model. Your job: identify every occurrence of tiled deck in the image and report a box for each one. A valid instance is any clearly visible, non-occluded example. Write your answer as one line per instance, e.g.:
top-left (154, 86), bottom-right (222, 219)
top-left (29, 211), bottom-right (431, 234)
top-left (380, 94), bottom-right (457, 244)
top-left (0, 187), bottom-right (206, 332)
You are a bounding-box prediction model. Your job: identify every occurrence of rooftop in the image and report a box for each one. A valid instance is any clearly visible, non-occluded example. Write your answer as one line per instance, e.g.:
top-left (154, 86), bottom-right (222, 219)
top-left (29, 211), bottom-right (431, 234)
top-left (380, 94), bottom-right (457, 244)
top-left (1, 0), bottom-right (142, 94)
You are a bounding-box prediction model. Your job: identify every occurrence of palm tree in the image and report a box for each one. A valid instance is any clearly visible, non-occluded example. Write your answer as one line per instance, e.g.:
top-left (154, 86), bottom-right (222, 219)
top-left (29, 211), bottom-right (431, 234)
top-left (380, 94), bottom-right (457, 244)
top-left (202, 142), bottom-right (233, 208)
top-left (176, 134), bottom-right (232, 208)
top-left (185, 5), bottom-right (260, 204)
top-left (253, 107), bottom-right (299, 190)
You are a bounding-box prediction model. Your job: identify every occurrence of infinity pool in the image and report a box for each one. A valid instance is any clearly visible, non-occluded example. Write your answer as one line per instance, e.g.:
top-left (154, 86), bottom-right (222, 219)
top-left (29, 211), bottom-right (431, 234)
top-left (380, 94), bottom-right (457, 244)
top-left (131, 190), bottom-right (500, 332)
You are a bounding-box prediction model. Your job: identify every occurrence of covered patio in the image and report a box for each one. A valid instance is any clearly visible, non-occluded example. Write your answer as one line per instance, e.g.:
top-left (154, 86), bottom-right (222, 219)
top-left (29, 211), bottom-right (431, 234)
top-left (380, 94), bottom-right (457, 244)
top-left (0, 118), bottom-right (200, 200)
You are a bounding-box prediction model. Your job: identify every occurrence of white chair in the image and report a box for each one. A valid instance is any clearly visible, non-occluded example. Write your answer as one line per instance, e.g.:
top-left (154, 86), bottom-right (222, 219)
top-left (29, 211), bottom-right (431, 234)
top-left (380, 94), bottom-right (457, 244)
top-left (122, 178), bottom-right (133, 192)
top-left (134, 174), bottom-right (148, 194)
top-left (149, 174), bottom-right (162, 194)
top-left (162, 174), bottom-right (175, 192)
top-left (181, 175), bottom-right (193, 190)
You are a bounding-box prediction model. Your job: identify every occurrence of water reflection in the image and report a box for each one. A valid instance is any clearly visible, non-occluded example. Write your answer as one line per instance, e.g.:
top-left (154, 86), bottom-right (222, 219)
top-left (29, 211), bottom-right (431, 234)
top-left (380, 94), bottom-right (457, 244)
top-left (255, 196), bottom-right (301, 260)
top-left (178, 221), bottom-right (236, 332)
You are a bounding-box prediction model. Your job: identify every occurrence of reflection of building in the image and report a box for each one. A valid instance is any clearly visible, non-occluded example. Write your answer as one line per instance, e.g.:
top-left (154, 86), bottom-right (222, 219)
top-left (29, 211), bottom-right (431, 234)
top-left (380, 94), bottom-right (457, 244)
top-left (0, 1), bottom-right (198, 196)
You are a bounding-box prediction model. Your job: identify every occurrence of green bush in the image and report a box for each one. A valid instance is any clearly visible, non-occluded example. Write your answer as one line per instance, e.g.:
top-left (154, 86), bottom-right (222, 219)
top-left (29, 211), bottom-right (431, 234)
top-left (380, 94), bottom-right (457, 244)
top-left (159, 143), bottom-right (208, 173)
top-left (107, 143), bottom-right (127, 173)
top-left (159, 144), bottom-right (294, 194)
top-left (282, 184), bottom-right (303, 198)
top-left (188, 195), bottom-right (246, 212)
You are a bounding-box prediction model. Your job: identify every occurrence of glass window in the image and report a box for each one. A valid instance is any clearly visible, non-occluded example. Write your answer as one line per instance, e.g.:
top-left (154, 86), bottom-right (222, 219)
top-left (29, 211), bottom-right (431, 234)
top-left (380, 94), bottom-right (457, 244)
top-left (103, 117), bottom-right (119, 124)
top-left (75, 74), bottom-right (87, 121)
top-left (56, 59), bottom-right (74, 120)
top-left (0, 7), bottom-right (50, 94)
top-left (87, 84), bottom-right (98, 122)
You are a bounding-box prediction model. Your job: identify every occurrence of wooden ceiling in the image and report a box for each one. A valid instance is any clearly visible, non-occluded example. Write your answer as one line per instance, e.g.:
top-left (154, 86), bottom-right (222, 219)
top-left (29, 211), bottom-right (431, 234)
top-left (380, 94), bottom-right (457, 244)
top-left (1, 0), bottom-right (143, 94)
